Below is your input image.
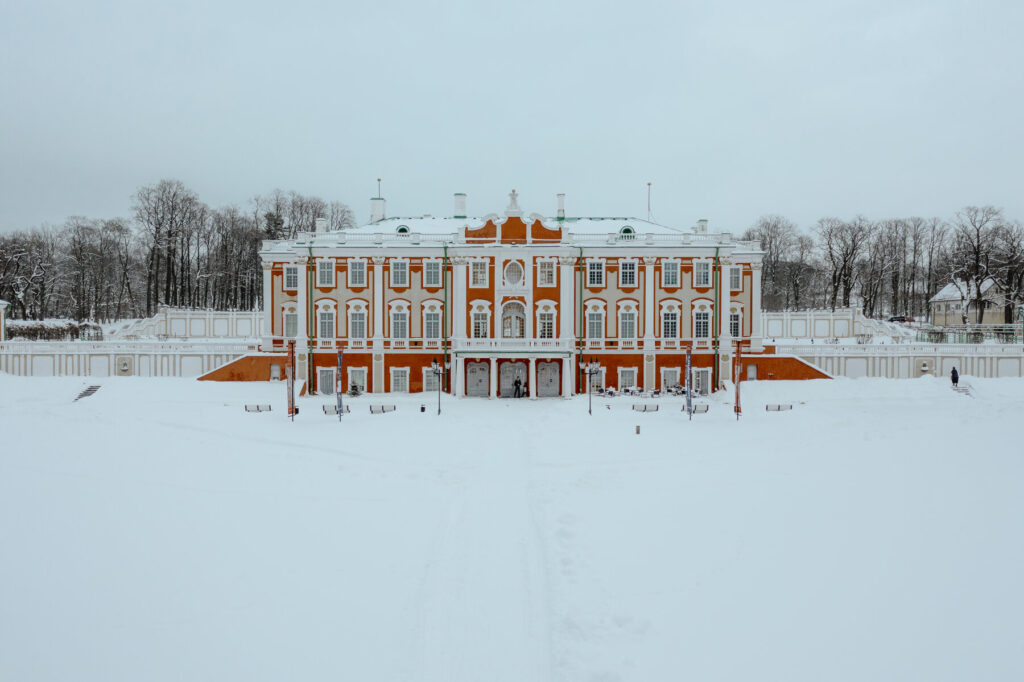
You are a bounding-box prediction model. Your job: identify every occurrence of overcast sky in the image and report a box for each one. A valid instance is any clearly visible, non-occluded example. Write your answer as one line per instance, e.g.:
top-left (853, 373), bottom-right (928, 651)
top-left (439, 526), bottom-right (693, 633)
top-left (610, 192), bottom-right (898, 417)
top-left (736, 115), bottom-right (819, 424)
top-left (1, 0), bottom-right (1021, 233)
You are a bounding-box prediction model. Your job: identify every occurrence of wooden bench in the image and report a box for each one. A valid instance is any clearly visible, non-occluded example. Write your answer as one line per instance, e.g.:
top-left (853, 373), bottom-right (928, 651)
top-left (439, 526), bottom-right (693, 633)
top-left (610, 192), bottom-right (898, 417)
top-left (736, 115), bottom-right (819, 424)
top-left (322, 404), bottom-right (351, 415)
top-left (631, 404), bottom-right (659, 413)
top-left (693, 404), bottom-right (709, 414)
top-left (369, 405), bottom-right (397, 414)
top-left (244, 404), bottom-right (271, 413)
top-left (765, 404), bottom-right (793, 411)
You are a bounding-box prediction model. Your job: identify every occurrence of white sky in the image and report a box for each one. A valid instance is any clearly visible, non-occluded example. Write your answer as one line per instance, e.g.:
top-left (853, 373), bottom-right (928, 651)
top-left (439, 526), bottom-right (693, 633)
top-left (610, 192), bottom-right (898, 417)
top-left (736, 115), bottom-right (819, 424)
top-left (1, 0), bottom-right (1021, 232)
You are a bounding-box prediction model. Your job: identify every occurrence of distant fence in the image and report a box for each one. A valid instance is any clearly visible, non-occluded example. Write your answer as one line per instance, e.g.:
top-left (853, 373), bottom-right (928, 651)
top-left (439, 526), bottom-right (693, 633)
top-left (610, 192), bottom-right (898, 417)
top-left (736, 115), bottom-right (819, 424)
top-left (762, 308), bottom-right (887, 339)
top-left (0, 341), bottom-right (255, 378)
top-left (775, 343), bottom-right (1024, 379)
top-left (916, 325), bottom-right (1023, 344)
top-left (111, 307), bottom-right (262, 339)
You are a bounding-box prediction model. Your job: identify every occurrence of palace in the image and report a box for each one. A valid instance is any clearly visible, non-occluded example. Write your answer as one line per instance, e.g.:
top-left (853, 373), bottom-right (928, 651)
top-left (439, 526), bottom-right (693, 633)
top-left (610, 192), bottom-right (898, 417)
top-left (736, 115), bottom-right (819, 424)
top-left (208, 191), bottom-right (816, 395)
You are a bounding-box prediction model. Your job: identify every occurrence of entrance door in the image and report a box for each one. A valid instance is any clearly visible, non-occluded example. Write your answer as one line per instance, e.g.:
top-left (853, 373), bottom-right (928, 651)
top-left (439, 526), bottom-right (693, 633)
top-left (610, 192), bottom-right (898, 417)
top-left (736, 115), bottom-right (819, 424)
top-left (537, 360), bottom-right (561, 397)
top-left (694, 368), bottom-right (711, 396)
top-left (466, 361), bottom-right (490, 397)
top-left (318, 368), bottom-right (335, 395)
top-left (499, 361), bottom-right (527, 397)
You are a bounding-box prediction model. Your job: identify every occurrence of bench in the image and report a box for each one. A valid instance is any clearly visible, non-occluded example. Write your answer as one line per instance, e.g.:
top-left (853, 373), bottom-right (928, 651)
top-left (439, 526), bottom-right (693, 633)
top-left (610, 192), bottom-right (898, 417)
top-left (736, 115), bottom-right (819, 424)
top-left (765, 404), bottom-right (793, 412)
top-left (685, 404), bottom-right (709, 414)
top-left (369, 405), bottom-right (397, 414)
top-left (631, 404), bottom-right (659, 413)
top-left (322, 404), bottom-right (351, 415)
top-left (244, 404), bottom-right (271, 413)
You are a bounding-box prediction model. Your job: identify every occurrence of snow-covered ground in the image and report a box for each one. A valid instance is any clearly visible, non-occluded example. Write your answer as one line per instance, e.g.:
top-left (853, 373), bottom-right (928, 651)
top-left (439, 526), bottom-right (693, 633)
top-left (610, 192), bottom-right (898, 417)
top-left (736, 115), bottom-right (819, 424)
top-left (2, 374), bottom-right (1022, 681)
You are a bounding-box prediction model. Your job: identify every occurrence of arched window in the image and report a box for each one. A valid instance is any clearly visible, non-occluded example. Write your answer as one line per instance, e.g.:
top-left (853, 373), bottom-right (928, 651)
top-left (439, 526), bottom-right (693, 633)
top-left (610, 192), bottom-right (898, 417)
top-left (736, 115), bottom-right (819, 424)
top-left (504, 261), bottom-right (524, 287)
top-left (396, 225), bottom-right (410, 235)
top-left (619, 226), bottom-right (635, 241)
top-left (502, 301), bottom-right (526, 338)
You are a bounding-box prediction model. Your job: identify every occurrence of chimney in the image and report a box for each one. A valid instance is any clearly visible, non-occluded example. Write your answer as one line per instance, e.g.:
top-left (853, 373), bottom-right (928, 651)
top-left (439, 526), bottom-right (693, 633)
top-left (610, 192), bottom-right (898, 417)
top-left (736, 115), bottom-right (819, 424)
top-left (556, 193), bottom-right (565, 221)
top-left (453, 193), bottom-right (467, 219)
top-left (695, 218), bottom-right (708, 234)
top-left (314, 217), bottom-right (327, 233)
top-left (370, 197), bottom-right (386, 224)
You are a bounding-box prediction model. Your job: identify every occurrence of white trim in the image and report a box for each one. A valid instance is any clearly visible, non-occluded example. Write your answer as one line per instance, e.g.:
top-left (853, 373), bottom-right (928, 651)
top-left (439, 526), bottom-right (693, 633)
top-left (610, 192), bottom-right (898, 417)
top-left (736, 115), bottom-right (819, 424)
top-left (729, 266), bottom-right (742, 291)
top-left (317, 367), bottom-right (336, 395)
top-left (388, 300), bottom-right (410, 340)
top-left (422, 367), bottom-right (440, 392)
top-left (618, 258), bottom-right (639, 288)
top-left (316, 258), bottom-right (335, 288)
top-left (421, 299), bottom-right (443, 339)
top-left (617, 366), bottom-right (639, 390)
top-left (389, 258), bottom-right (409, 288)
top-left (503, 260), bottom-right (525, 287)
top-left (535, 299), bottom-right (557, 339)
top-left (347, 258), bottom-right (367, 288)
top-left (346, 300), bottom-right (369, 339)
top-left (347, 367), bottom-right (367, 393)
top-left (422, 258), bottom-right (442, 288)
top-left (283, 264), bottom-right (299, 291)
top-left (536, 258), bottom-right (557, 287)
top-left (692, 259), bottom-right (712, 288)
top-left (469, 259), bottom-right (490, 288)
top-left (469, 299), bottom-right (492, 339)
top-left (617, 300), bottom-right (639, 340)
top-left (692, 298), bottom-right (713, 340)
top-left (660, 366), bottom-right (682, 390)
top-left (586, 258), bottom-right (605, 288)
top-left (661, 258), bottom-right (680, 288)
top-left (281, 302), bottom-right (298, 338)
top-left (389, 366), bottom-right (410, 393)
top-left (314, 299), bottom-right (338, 339)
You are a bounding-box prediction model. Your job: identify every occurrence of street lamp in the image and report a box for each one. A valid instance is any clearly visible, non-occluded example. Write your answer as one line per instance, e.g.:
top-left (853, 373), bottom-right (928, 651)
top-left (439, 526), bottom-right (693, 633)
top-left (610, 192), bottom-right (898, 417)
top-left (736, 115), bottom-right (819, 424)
top-left (430, 357), bottom-right (451, 415)
top-left (579, 357), bottom-right (601, 416)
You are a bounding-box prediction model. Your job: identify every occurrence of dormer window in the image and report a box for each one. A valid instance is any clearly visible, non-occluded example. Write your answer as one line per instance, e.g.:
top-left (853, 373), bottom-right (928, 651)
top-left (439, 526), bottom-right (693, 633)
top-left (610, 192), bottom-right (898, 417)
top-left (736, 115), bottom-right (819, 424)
top-left (618, 226), bottom-right (636, 241)
top-left (396, 225), bottom-right (410, 235)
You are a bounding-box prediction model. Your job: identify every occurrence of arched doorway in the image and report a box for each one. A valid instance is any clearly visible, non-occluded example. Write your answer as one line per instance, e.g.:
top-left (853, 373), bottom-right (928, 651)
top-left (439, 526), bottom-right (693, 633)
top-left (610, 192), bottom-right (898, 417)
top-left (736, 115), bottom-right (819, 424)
top-left (537, 360), bottom-right (561, 397)
top-left (466, 360), bottom-right (490, 397)
top-left (499, 360), bottom-right (528, 397)
top-left (502, 302), bottom-right (525, 338)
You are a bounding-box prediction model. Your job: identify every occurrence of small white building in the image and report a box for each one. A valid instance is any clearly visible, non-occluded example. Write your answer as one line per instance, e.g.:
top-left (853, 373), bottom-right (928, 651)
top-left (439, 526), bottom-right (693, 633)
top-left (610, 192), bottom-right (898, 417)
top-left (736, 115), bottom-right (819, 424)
top-left (0, 299), bottom-right (9, 342)
top-left (929, 278), bottom-right (1005, 325)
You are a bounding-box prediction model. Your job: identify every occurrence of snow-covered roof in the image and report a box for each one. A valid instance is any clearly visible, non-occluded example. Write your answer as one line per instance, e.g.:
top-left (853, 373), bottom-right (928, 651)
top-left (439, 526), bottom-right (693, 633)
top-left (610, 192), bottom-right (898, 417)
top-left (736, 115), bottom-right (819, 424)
top-left (341, 215), bottom-right (690, 237)
top-left (930, 278), bottom-right (998, 303)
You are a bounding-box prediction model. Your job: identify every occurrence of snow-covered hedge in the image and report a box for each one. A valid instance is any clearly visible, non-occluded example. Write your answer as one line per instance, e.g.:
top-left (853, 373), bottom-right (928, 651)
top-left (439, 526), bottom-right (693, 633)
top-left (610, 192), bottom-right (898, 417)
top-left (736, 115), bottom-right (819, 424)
top-left (5, 319), bottom-right (104, 341)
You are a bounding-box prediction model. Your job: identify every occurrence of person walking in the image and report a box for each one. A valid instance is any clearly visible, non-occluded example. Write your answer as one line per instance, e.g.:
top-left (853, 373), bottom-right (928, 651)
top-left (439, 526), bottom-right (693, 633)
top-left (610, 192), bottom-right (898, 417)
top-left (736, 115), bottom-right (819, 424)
top-left (951, 366), bottom-right (959, 388)
top-left (513, 376), bottom-right (522, 398)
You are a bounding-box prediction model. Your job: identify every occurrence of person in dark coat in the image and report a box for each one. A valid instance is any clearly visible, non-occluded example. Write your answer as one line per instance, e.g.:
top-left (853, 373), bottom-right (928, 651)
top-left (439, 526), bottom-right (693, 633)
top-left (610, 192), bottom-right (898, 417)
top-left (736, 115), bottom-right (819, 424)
top-left (513, 377), bottom-right (522, 398)
top-left (951, 367), bottom-right (959, 387)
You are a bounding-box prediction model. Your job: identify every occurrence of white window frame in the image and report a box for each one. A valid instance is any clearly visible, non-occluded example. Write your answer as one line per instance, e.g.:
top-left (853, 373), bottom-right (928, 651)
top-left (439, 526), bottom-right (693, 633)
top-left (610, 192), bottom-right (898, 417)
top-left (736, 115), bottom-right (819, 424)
top-left (694, 368), bottom-right (711, 396)
top-left (348, 367), bottom-right (367, 393)
top-left (283, 265), bottom-right (299, 291)
top-left (730, 312), bottom-right (741, 338)
top-left (618, 367), bottom-right (638, 390)
top-left (730, 266), bottom-right (741, 291)
top-left (389, 367), bottom-right (410, 393)
top-left (469, 300), bottom-right (492, 339)
top-left (316, 259), bottom-right (335, 288)
top-left (587, 260), bottom-right (605, 288)
top-left (619, 259), bottom-right (638, 288)
top-left (318, 367), bottom-right (336, 395)
top-left (661, 260), bottom-right (680, 288)
top-left (423, 306), bottom-right (441, 339)
top-left (503, 261), bottom-right (525, 287)
top-left (390, 307), bottom-right (409, 339)
top-left (662, 310), bottom-right (678, 339)
top-left (422, 367), bottom-right (440, 392)
top-left (537, 259), bottom-right (556, 287)
top-left (693, 260), bottom-right (711, 288)
top-left (318, 307), bottom-right (336, 339)
top-left (587, 312), bottom-right (604, 339)
top-left (282, 303), bottom-right (298, 338)
top-left (618, 305), bottom-right (638, 339)
top-left (694, 310), bottom-right (711, 339)
top-left (470, 260), bottom-right (489, 288)
top-left (347, 259), bottom-right (366, 288)
top-left (390, 259), bottom-right (409, 288)
top-left (661, 367), bottom-right (681, 390)
top-left (422, 259), bottom-right (442, 288)
top-left (348, 301), bottom-right (368, 337)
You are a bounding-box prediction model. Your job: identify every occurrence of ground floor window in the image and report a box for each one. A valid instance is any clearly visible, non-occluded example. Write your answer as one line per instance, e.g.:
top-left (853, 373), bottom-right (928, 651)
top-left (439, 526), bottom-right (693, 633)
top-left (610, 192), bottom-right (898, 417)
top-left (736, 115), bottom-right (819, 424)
top-left (391, 368), bottom-right (409, 393)
top-left (619, 367), bottom-right (638, 389)
top-left (318, 368), bottom-right (335, 395)
top-left (423, 368), bottom-right (440, 392)
top-left (662, 367), bottom-right (680, 390)
top-left (348, 367), bottom-right (367, 393)
top-left (694, 368), bottom-right (711, 395)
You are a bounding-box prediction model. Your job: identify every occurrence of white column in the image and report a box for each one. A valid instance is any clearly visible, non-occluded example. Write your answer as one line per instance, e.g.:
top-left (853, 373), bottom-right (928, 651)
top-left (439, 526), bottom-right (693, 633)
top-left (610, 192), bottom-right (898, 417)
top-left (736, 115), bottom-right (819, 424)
top-left (559, 257), bottom-right (575, 344)
top-left (372, 256), bottom-right (385, 349)
top-left (562, 356), bottom-right (574, 397)
top-left (489, 357), bottom-right (498, 398)
top-left (643, 257), bottom-right (656, 349)
top-left (751, 263), bottom-right (763, 350)
top-left (296, 260), bottom-right (308, 347)
top-left (261, 264), bottom-right (272, 348)
top-left (529, 356), bottom-right (537, 399)
top-left (452, 258), bottom-right (466, 342)
top-left (525, 260), bottom-right (534, 342)
top-left (455, 356), bottom-right (465, 397)
top-left (719, 259), bottom-right (732, 389)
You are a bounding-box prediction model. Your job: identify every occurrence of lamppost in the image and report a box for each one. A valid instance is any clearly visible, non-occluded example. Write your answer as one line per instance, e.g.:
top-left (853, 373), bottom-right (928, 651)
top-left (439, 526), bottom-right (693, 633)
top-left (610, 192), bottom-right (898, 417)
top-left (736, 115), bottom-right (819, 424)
top-left (430, 357), bottom-right (451, 415)
top-left (579, 357), bottom-right (601, 415)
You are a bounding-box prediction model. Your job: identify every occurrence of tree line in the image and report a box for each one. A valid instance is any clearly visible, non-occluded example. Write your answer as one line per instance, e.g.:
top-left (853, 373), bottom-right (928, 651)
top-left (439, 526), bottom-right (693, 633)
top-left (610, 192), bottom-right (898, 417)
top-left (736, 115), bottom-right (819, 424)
top-left (744, 205), bottom-right (1024, 323)
top-left (0, 180), bottom-right (355, 322)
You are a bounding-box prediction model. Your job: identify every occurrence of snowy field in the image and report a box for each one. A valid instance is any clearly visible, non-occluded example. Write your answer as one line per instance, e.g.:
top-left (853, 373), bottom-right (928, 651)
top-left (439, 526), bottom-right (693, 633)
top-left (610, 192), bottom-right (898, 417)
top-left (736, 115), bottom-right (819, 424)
top-left (2, 374), bottom-right (1023, 681)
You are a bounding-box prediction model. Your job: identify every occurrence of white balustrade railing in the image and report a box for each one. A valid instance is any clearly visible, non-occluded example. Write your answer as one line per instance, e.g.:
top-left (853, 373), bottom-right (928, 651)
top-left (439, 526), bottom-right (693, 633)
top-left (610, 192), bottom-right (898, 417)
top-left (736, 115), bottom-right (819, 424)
top-left (0, 341), bottom-right (256, 354)
top-left (775, 343), bottom-right (1024, 356)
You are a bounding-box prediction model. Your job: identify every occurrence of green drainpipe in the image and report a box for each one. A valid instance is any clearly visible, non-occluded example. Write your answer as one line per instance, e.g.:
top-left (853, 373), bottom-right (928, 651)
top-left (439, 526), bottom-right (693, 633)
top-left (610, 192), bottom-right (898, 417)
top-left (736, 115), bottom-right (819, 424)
top-left (577, 247), bottom-right (584, 393)
top-left (443, 243), bottom-right (449, 392)
top-left (307, 243), bottom-right (315, 391)
top-left (712, 247), bottom-right (720, 391)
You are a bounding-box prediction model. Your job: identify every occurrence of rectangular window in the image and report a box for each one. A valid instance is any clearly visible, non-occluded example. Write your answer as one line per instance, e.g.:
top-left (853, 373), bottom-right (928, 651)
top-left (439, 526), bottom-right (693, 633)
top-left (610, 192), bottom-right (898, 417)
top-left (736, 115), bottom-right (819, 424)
top-left (472, 312), bottom-right (489, 338)
top-left (730, 313), bottom-right (740, 338)
top-left (423, 261), bottom-right (441, 288)
top-left (318, 368), bottom-right (335, 395)
top-left (348, 260), bottom-right (366, 288)
top-left (730, 267), bottom-right (741, 291)
top-left (284, 312), bottom-right (298, 338)
top-left (587, 261), bottom-right (604, 287)
top-left (587, 312), bottom-right (603, 339)
top-left (318, 310), bottom-right (335, 338)
top-left (349, 311), bottom-right (366, 339)
top-left (423, 368), bottom-right (439, 392)
top-left (539, 312), bottom-right (554, 339)
top-left (391, 261), bottom-right (408, 288)
top-left (284, 265), bottom-right (299, 290)
top-left (695, 311), bottom-right (710, 338)
top-left (538, 261), bottom-right (555, 286)
top-left (663, 368), bottom-right (680, 389)
top-left (620, 261), bottom-right (637, 287)
top-left (348, 368), bottom-right (367, 392)
top-left (424, 312), bottom-right (441, 339)
top-left (620, 311), bottom-right (636, 339)
top-left (471, 261), bottom-right (488, 288)
top-left (391, 368), bottom-right (409, 393)
top-left (317, 260), bottom-right (334, 287)
top-left (619, 368), bottom-right (637, 389)
top-left (662, 312), bottom-right (678, 338)
top-left (391, 311), bottom-right (408, 339)
top-left (662, 261), bottom-right (679, 288)
top-left (695, 261), bottom-right (711, 287)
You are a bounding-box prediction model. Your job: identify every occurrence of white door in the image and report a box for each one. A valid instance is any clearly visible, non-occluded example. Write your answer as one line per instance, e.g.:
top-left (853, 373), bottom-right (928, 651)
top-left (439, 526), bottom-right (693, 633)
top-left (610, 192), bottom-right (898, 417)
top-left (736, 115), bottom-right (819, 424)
top-left (466, 361), bottom-right (489, 397)
top-left (318, 368), bottom-right (335, 395)
top-left (537, 360), bottom-right (561, 397)
top-left (500, 361), bottom-right (527, 397)
top-left (694, 368), bottom-right (710, 396)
